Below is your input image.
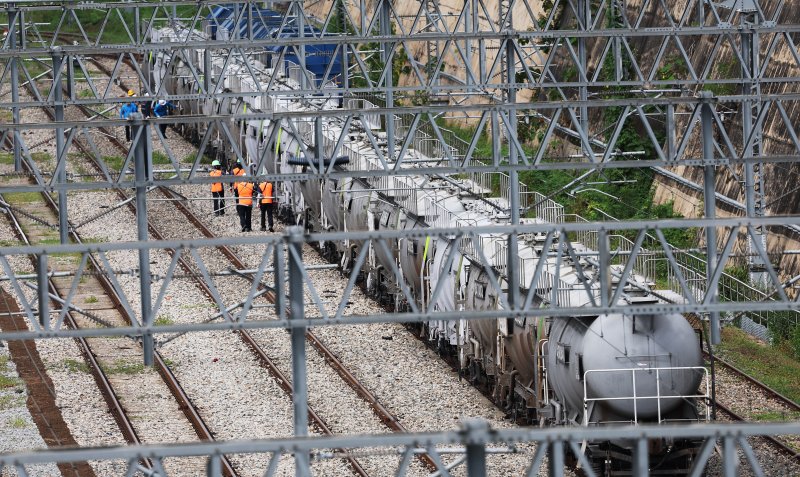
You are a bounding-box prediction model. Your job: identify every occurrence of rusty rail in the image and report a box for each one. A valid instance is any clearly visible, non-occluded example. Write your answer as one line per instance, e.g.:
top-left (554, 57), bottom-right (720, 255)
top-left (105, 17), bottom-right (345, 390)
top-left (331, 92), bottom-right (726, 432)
top-left (19, 75), bottom-right (239, 477)
top-left (162, 186), bottom-right (440, 473)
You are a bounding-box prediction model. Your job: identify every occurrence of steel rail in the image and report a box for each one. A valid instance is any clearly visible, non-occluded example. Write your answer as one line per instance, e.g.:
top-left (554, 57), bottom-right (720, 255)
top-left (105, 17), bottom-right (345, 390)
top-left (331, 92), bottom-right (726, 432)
top-left (0, 189), bottom-right (148, 474)
top-left (161, 185), bottom-right (440, 473)
top-left (703, 351), bottom-right (800, 413)
top-left (714, 401), bottom-right (800, 463)
top-left (93, 52), bottom-right (425, 472)
top-left (0, 269), bottom-right (96, 477)
top-left (73, 55), bottom-right (373, 477)
top-left (20, 69), bottom-right (240, 477)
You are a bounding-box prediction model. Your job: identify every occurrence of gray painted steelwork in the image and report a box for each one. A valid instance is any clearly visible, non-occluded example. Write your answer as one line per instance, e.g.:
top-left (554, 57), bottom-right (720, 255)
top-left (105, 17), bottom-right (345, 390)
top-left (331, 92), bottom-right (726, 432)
top-left (0, 0), bottom-right (799, 473)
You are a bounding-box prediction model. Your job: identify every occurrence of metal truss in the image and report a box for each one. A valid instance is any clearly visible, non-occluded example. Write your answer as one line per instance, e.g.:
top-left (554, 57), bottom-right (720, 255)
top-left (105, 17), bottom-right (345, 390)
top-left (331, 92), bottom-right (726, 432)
top-left (1, 218), bottom-right (799, 342)
top-left (1, 0), bottom-right (800, 474)
top-left (1, 419), bottom-right (798, 476)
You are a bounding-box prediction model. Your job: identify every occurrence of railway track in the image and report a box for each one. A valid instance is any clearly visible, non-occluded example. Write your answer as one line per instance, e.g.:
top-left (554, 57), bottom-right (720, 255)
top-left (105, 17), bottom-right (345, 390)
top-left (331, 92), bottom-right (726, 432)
top-left (704, 351), bottom-right (800, 463)
top-left (0, 184), bottom-right (234, 476)
top-left (0, 289), bottom-right (94, 477)
top-left (77, 53), bottom-right (444, 475)
top-left (27, 56), bottom-right (381, 476)
top-left (8, 66), bottom-right (239, 476)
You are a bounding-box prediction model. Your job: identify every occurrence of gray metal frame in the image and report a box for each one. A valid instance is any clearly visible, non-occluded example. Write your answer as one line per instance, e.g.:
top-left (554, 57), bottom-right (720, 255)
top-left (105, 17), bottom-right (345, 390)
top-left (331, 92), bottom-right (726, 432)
top-left (1, 420), bottom-right (798, 476)
top-left (1, 0), bottom-right (799, 474)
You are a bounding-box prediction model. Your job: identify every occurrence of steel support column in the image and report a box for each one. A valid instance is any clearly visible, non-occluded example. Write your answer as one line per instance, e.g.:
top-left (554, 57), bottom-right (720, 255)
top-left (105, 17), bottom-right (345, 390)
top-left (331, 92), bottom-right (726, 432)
top-left (739, 3), bottom-right (767, 286)
top-left (296, 1), bottom-right (306, 91)
top-left (577, 0), bottom-right (590, 135)
top-left (132, 113), bottom-right (154, 366)
top-left (288, 225), bottom-right (309, 477)
top-left (314, 117), bottom-right (323, 166)
top-left (464, 421), bottom-right (488, 477)
top-left (380, 0), bottom-right (395, 161)
top-left (8, 4), bottom-right (21, 172)
top-left (51, 47), bottom-right (69, 244)
top-left (505, 7), bottom-right (520, 323)
top-left (700, 91), bottom-right (720, 345)
top-left (37, 254), bottom-right (48, 330)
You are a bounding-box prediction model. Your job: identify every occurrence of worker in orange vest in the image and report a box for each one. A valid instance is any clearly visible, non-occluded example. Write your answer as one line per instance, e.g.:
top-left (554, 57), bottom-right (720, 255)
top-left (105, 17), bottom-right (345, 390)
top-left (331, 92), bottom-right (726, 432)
top-left (230, 159), bottom-right (245, 199)
top-left (210, 160), bottom-right (225, 216)
top-left (258, 181), bottom-right (275, 232)
top-left (235, 171), bottom-right (254, 232)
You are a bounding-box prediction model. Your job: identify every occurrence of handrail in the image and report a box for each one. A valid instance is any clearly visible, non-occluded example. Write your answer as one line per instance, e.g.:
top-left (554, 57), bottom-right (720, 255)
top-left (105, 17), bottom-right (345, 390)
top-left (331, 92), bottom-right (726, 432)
top-left (582, 366), bottom-right (711, 426)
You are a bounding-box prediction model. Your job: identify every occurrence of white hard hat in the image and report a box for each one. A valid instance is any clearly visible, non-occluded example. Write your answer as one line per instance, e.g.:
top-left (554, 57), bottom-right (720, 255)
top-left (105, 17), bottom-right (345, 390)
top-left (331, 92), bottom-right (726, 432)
top-left (158, 99), bottom-right (167, 106)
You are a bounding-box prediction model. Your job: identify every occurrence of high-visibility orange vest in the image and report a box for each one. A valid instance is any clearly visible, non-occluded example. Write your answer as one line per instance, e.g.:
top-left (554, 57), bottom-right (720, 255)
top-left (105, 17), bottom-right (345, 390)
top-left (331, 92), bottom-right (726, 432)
top-left (210, 169), bottom-right (223, 192)
top-left (259, 182), bottom-right (273, 204)
top-left (232, 166), bottom-right (245, 176)
top-left (236, 182), bottom-right (254, 206)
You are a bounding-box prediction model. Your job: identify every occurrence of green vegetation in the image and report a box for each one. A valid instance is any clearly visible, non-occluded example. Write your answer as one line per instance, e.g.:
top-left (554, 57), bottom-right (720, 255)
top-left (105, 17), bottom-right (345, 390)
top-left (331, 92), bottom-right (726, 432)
top-left (0, 153), bottom-right (14, 165)
top-left (84, 295), bottom-right (99, 304)
top-left (31, 152), bottom-right (51, 163)
top-left (0, 373), bottom-right (22, 390)
top-left (716, 326), bottom-right (800, 405)
top-left (705, 59), bottom-right (740, 96)
top-left (152, 151), bottom-right (171, 165)
top-left (4, 192), bottom-right (42, 204)
top-left (8, 416), bottom-right (27, 429)
top-left (25, 8), bottom-right (137, 44)
top-left (102, 359), bottom-right (145, 375)
top-left (102, 155), bottom-right (125, 172)
top-left (0, 394), bottom-right (24, 411)
top-left (655, 54), bottom-right (690, 82)
top-left (36, 238), bottom-right (84, 263)
top-left (751, 410), bottom-right (800, 422)
top-left (62, 358), bottom-right (90, 374)
top-left (154, 315), bottom-right (174, 326)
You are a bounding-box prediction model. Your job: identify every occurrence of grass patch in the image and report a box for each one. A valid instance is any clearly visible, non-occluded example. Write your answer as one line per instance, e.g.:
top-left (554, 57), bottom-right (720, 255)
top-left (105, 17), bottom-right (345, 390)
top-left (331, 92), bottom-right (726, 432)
top-left (751, 410), bottom-right (800, 422)
top-left (4, 192), bottom-right (42, 204)
top-left (154, 315), bottom-right (174, 326)
top-left (184, 150), bottom-right (214, 165)
top-left (0, 374), bottom-right (22, 389)
top-left (0, 394), bottom-right (24, 411)
top-left (82, 237), bottom-right (108, 244)
top-left (0, 153), bottom-right (14, 165)
top-left (31, 152), bottom-right (51, 163)
top-left (63, 358), bottom-right (90, 374)
top-left (102, 359), bottom-right (145, 375)
top-left (84, 295), bottom-right (99, 304)
top-left (152, 151), bottom-right (172, 165)
top-left (103, 155), bottom-right (125, 172)
top-left (0, 355), bottom-right (8, 371)
top-left (8, 416), bottom-right (27, 429)
top-left (716, 326), bottom-right (800, 405)
top-left (36, 238), bottom-right (83, 263)
top-left (0, 240), bottom-right (23, 247)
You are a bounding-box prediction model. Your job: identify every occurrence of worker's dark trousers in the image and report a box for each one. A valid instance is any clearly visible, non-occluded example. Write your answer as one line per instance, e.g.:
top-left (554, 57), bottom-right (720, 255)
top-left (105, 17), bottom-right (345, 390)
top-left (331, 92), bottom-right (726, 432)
top-left (260, 203), bottom-right (274, 230)
top-left (237, 204), bottom-right (252, 230)
top-left (125, 126), bottom-right (132, 141)
top-left (212, 190), bottom-right (224, 215)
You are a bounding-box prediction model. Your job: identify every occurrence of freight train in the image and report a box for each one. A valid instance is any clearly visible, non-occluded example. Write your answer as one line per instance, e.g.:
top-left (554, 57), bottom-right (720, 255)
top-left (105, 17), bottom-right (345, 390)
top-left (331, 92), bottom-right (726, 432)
top-left (145, 14), bottom-right (711, 475)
